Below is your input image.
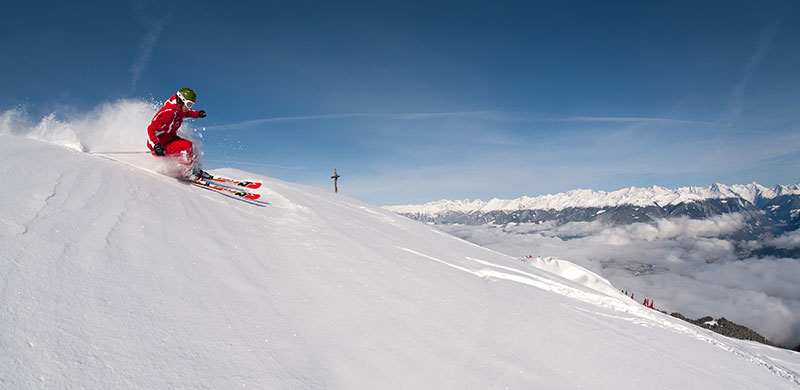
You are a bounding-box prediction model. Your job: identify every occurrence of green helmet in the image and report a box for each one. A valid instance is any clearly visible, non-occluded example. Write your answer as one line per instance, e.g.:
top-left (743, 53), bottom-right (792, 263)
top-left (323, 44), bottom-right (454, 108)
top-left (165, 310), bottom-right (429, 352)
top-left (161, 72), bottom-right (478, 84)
top-left (177, 88), bottom-right (196, 106)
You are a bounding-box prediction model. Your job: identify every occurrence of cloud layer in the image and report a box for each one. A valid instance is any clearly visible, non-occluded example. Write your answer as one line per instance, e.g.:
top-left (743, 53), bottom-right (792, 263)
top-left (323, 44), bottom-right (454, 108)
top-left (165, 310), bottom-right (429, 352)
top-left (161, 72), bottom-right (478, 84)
top-left (438, 214), bottom-right (800, 348)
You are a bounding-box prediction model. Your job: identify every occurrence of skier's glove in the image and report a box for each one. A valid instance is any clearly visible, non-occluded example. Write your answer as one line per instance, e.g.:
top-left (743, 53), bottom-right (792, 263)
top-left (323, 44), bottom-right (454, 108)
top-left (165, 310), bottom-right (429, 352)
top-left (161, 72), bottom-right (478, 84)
top-left (198, 110), bottom-right (206, 118)
top-left (153, 143), bottom-right (165, 156)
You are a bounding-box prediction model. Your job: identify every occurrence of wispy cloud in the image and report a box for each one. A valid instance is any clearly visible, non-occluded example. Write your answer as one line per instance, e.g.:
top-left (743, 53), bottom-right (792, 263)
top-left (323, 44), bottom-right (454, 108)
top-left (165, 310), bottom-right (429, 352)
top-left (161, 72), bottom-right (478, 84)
top-left (722, 21), bottom-right (780, 126)
top-left (203, 111), bottom-right (508, 131)
top-left (129, 13), bottom-right (171, 94)
top-left (204, 113), bottom-right (377, 131)
top-left (204, 111), bottom-right (711, 131)
top-left (559, 116), bottom-right (713, 126)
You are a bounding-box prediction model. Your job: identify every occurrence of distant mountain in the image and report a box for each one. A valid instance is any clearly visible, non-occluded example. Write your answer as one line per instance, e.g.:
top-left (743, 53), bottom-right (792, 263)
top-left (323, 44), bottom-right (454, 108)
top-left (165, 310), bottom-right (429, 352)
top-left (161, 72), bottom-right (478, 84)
top-left (384, 183), bottom-right (800, 241)
top-left (386, 183), bottom-right (800, 215)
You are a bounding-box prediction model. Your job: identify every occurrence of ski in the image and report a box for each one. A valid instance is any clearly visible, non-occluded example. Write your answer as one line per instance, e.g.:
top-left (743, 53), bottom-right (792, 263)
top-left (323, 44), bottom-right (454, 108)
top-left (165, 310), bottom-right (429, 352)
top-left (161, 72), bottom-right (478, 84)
top-left (193, 178), bottom-right (261, 200)
top-left (207, 174), bottom-right (261, 189)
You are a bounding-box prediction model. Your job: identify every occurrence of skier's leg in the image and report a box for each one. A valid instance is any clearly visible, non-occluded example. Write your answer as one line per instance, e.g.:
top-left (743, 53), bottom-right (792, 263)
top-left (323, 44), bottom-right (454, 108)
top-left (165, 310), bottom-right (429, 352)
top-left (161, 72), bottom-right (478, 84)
top-left (163, 139), bottom-right (197, 178)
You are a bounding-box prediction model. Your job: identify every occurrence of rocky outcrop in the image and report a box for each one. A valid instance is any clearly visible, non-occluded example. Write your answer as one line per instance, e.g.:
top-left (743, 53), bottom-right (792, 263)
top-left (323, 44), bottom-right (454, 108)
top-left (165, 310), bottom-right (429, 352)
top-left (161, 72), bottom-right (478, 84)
top-left (670, 313), bottom-right (774, 347)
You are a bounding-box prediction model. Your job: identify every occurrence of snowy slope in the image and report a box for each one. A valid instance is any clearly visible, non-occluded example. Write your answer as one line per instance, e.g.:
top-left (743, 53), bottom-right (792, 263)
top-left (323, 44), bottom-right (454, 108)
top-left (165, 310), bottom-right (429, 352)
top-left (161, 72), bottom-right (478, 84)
top-left (2, 135), bottom-right (800, 389)
top-left (385, 183), bottom-right (800, 215)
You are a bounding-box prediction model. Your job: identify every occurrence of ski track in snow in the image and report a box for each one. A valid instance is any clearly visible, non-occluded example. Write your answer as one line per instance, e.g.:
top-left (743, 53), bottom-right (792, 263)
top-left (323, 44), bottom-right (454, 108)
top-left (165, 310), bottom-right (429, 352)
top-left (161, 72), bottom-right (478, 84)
top-left (397, 246), bottom-right (800, 386)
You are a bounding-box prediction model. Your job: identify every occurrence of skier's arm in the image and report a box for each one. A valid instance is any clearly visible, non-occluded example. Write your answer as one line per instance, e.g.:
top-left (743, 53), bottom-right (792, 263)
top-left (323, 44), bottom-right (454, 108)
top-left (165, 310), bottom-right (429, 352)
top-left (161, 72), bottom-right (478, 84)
top-left (186, 109), bottom-right (205, 119)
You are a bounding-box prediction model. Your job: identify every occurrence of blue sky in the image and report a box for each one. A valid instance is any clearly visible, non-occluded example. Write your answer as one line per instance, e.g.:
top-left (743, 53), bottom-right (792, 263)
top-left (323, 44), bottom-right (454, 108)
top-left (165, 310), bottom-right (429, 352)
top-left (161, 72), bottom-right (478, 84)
top-left (2, 1), bottom-right (799, 205)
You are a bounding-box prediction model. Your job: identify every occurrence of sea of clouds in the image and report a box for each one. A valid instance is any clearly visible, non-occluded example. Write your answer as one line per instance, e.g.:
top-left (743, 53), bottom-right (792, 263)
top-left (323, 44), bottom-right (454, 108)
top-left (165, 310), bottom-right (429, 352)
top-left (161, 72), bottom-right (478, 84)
top-left (439, 213), bottom-right (800, 348)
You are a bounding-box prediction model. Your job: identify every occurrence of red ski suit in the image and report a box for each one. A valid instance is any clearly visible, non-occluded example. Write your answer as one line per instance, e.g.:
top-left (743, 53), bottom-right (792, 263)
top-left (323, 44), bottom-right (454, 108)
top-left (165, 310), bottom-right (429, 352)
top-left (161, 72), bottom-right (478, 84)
top-left (146, 94), bottom-right (201, 171)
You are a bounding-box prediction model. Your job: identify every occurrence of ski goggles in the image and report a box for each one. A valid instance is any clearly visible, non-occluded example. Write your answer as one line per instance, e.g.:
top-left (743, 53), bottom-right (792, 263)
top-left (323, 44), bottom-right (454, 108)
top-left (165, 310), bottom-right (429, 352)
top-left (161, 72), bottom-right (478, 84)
top-left (177, 92), bottom-right (195, 109)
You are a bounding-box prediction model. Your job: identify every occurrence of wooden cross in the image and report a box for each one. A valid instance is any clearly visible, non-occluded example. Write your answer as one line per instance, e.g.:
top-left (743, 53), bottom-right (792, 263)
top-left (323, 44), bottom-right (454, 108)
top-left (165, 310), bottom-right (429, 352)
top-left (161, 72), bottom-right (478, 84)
top-left (331, 169), bottom-right (341, 193)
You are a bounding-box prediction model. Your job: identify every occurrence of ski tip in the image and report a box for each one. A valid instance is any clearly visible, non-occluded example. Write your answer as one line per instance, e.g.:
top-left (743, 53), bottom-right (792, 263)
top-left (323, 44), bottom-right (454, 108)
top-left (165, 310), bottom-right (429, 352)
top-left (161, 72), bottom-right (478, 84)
top-left (245, 193), bottom-right (261, 200)
top-left (246, 183), bottom-right (262, 189)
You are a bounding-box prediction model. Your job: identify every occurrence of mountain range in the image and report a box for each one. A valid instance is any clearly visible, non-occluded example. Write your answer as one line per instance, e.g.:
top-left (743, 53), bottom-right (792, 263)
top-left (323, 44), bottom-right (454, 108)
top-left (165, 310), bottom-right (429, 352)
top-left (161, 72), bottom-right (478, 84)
top-left (385, 183), bottom-right (800, 250)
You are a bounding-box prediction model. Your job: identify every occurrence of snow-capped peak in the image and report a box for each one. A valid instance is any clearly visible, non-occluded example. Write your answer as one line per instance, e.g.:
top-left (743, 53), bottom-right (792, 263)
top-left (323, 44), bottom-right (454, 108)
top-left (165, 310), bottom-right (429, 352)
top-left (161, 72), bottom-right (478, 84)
top-left (384, 182), bottom-right (800, 215)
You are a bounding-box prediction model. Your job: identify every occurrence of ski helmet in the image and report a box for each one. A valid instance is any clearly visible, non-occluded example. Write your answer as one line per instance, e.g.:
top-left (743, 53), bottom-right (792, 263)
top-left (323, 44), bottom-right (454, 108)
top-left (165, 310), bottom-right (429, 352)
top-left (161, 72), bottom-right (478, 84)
top-left (177, 88), bottom-right (196, 107)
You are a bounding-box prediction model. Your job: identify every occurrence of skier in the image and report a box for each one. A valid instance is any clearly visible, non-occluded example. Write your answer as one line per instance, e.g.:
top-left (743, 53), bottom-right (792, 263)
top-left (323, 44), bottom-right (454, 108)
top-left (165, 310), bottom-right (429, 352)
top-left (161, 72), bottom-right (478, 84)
top-left (147, 88), bottom-right (207, 180)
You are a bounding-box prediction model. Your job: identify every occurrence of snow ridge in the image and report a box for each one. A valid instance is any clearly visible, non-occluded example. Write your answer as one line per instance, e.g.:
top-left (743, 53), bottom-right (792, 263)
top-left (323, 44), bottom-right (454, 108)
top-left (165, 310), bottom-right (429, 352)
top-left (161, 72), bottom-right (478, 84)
top-left (384, 182), bottom-right (800, 215)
